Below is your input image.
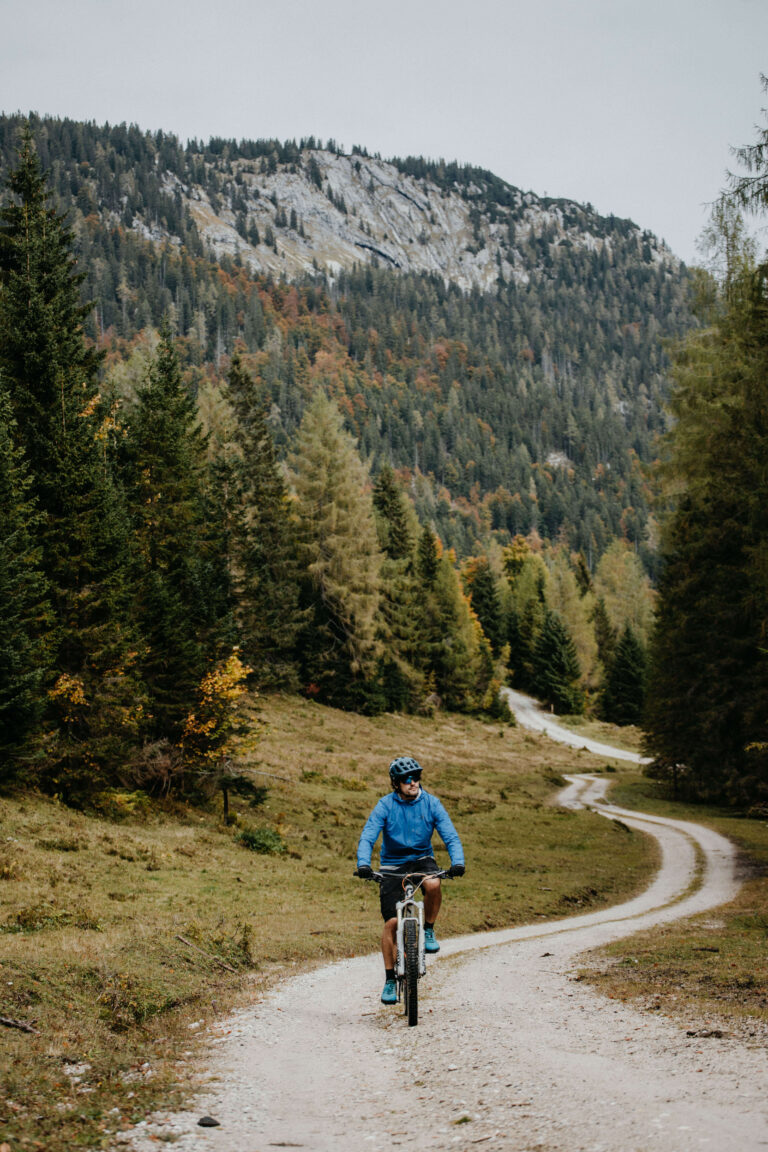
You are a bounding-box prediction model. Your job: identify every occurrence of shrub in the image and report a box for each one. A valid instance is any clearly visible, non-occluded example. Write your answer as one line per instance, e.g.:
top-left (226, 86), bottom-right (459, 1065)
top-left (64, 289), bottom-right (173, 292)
top-left (236, 826), bottom-right (286, 855)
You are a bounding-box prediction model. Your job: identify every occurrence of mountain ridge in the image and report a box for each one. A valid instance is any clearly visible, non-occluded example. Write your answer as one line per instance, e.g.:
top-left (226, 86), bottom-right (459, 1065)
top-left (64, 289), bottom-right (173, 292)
top-left (0, 114), bottom-right (695, 563)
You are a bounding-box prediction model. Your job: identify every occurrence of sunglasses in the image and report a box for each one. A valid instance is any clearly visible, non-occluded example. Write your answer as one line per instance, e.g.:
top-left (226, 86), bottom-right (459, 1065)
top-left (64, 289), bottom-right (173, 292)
top-left (401, 772), bottom-right (422, 783)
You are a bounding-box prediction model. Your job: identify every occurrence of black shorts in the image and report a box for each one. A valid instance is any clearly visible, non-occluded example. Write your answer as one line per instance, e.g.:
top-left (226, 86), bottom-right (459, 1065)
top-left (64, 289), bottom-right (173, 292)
top-left (379, 856), bottom-right (439, 921)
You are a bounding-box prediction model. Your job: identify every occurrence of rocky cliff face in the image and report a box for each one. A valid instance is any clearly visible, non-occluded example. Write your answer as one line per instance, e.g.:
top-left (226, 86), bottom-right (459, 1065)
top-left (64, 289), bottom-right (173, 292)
top-left (159, 149), bottom-right (675, 291)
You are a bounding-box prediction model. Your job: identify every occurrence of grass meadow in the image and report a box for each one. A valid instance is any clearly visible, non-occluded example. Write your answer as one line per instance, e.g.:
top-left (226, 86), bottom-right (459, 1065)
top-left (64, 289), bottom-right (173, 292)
top-left (0, 693), bottom-right (654, 1150)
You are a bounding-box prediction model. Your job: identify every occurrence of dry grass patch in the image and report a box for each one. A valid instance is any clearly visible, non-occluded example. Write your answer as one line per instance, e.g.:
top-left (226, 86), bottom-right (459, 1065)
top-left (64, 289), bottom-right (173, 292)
top-left (0, 694), bottom-right (656, 1150)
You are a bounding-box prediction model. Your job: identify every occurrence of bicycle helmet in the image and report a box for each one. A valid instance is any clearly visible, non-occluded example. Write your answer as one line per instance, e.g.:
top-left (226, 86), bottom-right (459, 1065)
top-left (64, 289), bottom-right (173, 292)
top-left (389, 756), bottom-right (423, 787)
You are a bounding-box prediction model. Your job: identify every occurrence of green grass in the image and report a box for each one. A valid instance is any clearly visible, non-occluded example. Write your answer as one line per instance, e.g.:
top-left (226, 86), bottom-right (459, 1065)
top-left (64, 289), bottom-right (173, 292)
top-left (550, 714), bottom-right (645, 755)
top-left (0, 694), bottom-right (656, 1150)
top-left (580, 771), bottom-right (768, 1034)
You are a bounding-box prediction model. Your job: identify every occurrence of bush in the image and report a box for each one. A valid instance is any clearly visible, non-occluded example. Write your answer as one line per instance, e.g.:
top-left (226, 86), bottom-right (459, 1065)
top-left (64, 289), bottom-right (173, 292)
top-left (236, 826), bottom-right (286, 855)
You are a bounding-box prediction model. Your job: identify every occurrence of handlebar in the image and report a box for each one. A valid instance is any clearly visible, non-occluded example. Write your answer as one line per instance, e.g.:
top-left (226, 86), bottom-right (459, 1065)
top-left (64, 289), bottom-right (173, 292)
top-left (354, 867), bottom-right (459, 883)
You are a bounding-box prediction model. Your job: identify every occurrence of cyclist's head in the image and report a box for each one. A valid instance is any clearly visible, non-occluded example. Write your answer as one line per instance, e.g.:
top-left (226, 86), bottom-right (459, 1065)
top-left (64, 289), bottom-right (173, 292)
top-left (389, 756), bottom-right (423, 790)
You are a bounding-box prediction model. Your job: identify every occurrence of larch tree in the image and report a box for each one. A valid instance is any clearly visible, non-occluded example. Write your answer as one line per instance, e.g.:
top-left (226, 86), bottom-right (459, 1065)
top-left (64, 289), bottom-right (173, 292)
top-left (290, 390), bottom-right (383, 708)
top-left (372, 464), bottom-right (425, 710)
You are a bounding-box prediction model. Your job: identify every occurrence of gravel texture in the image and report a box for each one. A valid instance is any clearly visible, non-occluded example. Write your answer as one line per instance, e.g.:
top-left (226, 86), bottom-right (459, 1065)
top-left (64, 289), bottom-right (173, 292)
top-left (118, 774), bottom-right (768, 1152)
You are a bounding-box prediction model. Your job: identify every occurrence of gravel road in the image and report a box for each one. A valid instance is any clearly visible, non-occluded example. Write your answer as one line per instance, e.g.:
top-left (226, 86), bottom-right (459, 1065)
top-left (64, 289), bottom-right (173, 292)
top-left (120, 772), bottom-right (768, 1152)
top-left (502, 688), bottom-right (652, 765)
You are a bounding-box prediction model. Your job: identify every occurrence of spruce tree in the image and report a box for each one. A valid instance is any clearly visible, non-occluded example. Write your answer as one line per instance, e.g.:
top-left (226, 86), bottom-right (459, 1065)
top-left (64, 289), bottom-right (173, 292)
top-left (601, 624), bottom-right (646, 726)
top-left (0, 383), bottom-right (50, 773)
top-left (644, 203), bottom-right (768, 800)
top-left (463, 557), bottom-right (505, 655)
top-left (533, 610), bottom-right (584, 715)
top-left (218, 353), bottom-right (303, 688)
top-left (502, 538), bottom-right (548, 693)
top-left (416, 525), bottom-right (439, 587)
top-left (373, 464), bottom-right (413, 560)
top-left (591, 595), bottom-right (618, 670)
top-left (0, 128), bottom-right (141, 793)
top-left (126, 330), bottom-right (232, 739)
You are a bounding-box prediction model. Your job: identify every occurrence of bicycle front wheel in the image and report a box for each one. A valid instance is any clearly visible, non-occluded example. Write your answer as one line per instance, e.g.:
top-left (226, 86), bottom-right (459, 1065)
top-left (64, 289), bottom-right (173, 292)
top-left (404, 918), bottom-right (419, 1026)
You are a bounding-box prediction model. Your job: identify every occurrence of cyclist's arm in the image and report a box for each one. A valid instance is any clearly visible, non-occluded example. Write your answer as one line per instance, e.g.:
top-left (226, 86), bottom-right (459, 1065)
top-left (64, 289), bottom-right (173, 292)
top-left (357, 799), bottom-right (387, 869)
top-left (432, 797), bottom-right (465, 867)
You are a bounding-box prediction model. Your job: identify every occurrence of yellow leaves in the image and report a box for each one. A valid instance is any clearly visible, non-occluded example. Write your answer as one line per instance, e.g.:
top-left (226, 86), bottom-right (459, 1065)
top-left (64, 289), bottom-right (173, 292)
top-left (78, 389), bottom-right (102, 420)
top-left (49, 674), bottom-right (88, 724)
top-left (179, 649), bottom-right (255, 764)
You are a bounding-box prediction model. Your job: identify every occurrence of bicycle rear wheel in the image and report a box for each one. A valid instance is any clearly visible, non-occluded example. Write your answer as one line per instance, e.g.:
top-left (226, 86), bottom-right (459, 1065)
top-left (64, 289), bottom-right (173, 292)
top-left (404, 918), bottom-right (419, 1026)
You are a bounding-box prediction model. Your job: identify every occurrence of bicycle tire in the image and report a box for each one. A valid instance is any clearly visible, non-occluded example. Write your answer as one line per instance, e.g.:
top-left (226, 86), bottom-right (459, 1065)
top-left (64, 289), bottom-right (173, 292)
top-left (404, 918), bottom-right (419, 1026)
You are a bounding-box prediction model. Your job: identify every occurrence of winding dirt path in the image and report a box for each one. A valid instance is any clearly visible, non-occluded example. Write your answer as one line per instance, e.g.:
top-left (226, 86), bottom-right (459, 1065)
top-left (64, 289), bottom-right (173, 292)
top-left (121, 768), bottom-right (768, 1152)
top-left (502, 687), bottom-right (651, 765)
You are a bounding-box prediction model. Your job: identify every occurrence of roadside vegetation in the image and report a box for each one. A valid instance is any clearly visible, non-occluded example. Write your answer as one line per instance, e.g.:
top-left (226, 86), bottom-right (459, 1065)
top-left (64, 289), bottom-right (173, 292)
top-left (0, 694), bottom-right (655, 1151)
top-left (582, 771), bottom-right (768, 1036)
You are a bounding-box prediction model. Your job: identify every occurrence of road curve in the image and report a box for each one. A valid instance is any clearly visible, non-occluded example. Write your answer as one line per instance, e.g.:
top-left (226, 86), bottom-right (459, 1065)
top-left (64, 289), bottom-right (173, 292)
top-left (122, 774), bottom-right (768, 1152)
top-left (503, 686), bottom-right (652, 764)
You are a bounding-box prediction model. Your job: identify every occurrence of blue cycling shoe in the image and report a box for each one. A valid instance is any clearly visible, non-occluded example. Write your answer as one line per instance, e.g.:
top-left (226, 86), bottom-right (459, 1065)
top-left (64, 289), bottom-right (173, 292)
top-left (424, 927), bottom-right (440, 953)
top-left (381, 978), bottom-right (397, 1004)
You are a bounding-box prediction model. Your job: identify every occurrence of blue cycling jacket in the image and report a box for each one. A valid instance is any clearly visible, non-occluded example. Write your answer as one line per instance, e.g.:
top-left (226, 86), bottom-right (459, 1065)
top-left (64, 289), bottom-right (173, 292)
top-left (356, 788), bottom-right (464, 868)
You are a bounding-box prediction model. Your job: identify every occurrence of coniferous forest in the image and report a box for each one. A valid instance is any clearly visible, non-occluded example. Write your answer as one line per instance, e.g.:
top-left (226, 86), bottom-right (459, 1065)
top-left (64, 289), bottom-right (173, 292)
top-left (1, 102), bottom-right (767, 806)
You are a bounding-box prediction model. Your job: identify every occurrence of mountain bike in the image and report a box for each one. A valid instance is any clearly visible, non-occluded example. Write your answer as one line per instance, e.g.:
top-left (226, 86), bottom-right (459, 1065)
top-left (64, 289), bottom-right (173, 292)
top-left (357, 867), bottom-right (452, 1026)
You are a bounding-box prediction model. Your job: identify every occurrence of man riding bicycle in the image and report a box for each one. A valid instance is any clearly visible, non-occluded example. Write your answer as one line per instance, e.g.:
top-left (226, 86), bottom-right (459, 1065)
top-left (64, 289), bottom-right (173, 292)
top-left (356, 756), bottom-right (465, 1004)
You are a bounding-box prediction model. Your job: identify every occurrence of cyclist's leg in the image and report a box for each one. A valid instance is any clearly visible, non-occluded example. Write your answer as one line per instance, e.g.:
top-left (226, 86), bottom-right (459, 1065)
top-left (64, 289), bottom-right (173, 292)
top-left (379, 870), bottom-right (403, 969)
top-left (416, 856), bottom-right (441, 925)
top-left (422, 876), bottom-right (442, 923)
top-left (381, 916), bottom-right (397, 967)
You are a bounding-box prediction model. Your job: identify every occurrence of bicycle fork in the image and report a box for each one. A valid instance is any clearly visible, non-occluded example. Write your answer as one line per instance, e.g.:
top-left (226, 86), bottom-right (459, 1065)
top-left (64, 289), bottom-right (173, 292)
top-left (395, 899), bottom-right (427, 984)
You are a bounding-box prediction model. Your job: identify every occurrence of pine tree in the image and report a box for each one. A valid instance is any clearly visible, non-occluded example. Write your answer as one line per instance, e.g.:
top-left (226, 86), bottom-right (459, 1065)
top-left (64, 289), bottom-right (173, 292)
top-left (591, 595), bottom-right (618, 670)
top-left (644, 200), bottom-right (768, 800)
top-left (373, 464), bottom-right (413, 560)
top-left (601, 624), bottom-right (646, 726)
top-left (463, 556), bottom-right (505, 655)
top-left (0, 128), bottom-right (141, 793)
top-left (416, 525), bottom-right (439, 587)
top-left (502, 538), bottom-right (548, 693)
top-left (533, 610), bottom-right (584, 715)
top-left (290, 390), bottom-right (383, 708)
top-left (0, 128), bottom-right (103, 495)
top-left (126, 329), bottom-right (232, 739)
top-left (218, 353), bottom-right (303, 688)
top-left (0, 382), bottom-right (50, 773)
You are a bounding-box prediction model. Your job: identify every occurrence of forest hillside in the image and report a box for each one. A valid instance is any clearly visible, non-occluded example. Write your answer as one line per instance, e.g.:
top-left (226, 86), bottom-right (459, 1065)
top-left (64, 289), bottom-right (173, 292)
top-left (0, 115), bottom-right (695, 563)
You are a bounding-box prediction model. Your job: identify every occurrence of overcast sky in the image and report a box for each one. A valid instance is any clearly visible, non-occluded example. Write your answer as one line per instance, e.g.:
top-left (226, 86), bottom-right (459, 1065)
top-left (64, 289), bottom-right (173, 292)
top-left (2, 0), bottom-right (766, 263)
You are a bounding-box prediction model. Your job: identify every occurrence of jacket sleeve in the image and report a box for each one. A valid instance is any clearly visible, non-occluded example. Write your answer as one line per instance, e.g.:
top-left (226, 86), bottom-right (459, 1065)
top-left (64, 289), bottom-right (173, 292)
top-left (357, 798), bottom-right (387, 868)
top-left (432, 797), bottom-right (464, 866)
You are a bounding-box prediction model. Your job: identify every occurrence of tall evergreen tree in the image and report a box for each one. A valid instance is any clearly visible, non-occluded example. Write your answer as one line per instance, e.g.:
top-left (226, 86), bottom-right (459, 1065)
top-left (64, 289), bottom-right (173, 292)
top-left (591, 595), bottom-right (618, 670)
top-left (533, 610), bottom-right (584, 715)
top-left (601, 624), bottom-right (646, 726)
top-left (416, 525), bottom-right (439, 587)
top-left (126, 330), bottom-right (232, 739)
top-left (0, 128), bottom-right (140, 793)
top-left (502, 538), bottom-right (548, 693)
top-left (373, 464), bottom-right (413, 560)
top-left (218, 353), bottom-right (303, 687)
top-left (463, 556), bottom-right (505, 656)
top-left (290, 390), bottom-right (383, 708)
top-left (644, 200), bottom-right (768, 800)
top-left (0, 383), bottom-right (50, 772)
